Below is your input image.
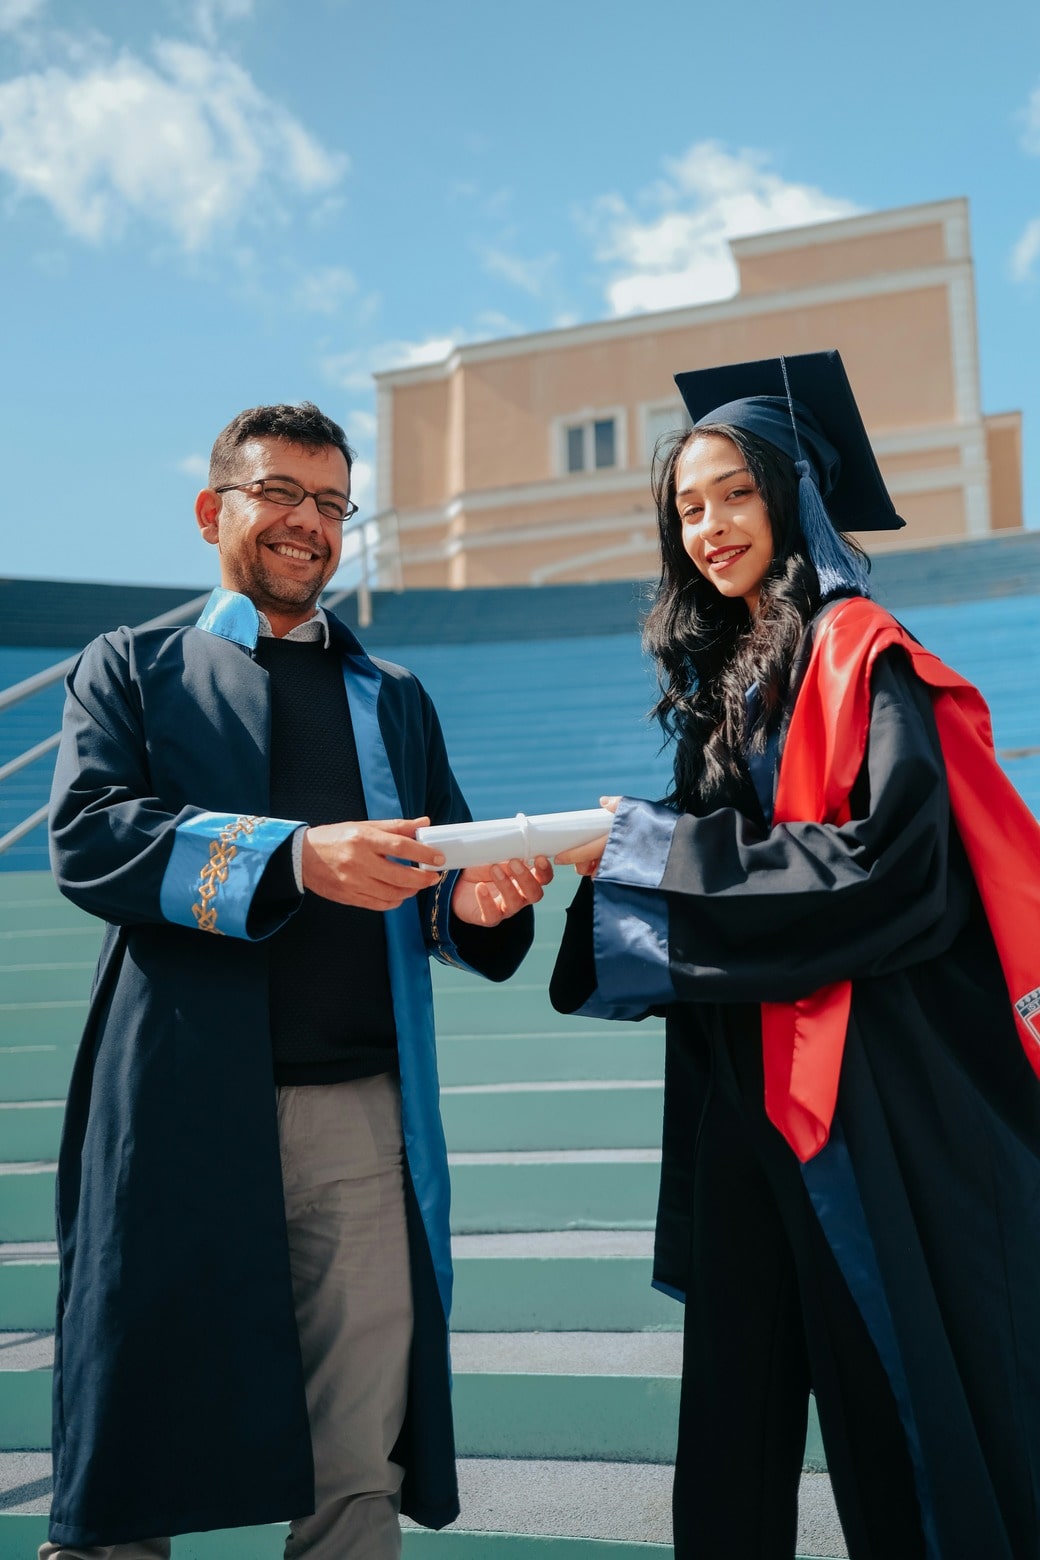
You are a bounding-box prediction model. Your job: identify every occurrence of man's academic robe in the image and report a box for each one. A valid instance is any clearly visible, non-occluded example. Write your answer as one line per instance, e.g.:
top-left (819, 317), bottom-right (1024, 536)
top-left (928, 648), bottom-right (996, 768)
top-left (47, 588), bottom-right (532, 1546)
top-left (550, 602), bottom-right (1040, 1559)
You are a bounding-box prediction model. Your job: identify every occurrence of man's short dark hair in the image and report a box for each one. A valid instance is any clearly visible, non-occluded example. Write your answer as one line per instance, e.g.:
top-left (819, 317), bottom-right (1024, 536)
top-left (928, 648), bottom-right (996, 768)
top-left (208, 402), bottom-right (355, 486)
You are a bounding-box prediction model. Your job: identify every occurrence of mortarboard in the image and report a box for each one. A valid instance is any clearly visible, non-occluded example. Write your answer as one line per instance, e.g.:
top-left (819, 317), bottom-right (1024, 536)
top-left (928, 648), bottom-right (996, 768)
top-left (673, 349), bottom-right (904, 534)
top-left (672, 350), bottom-right (903, 597)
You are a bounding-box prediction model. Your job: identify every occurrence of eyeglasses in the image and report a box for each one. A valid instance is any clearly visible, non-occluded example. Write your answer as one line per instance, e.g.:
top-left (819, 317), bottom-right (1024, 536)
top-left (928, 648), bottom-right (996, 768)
top-left (215, 478), bottom-right (359, 525)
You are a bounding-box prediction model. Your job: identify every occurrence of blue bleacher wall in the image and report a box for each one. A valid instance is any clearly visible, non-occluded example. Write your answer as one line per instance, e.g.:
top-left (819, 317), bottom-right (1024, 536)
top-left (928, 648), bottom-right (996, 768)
top-left (3, 531), bottom-right (1040, 870)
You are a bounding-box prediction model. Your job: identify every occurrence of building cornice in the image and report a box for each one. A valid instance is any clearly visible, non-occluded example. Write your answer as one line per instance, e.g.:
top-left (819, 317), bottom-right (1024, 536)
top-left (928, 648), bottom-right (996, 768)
top-left (375, 258), bottom-right (970, 387)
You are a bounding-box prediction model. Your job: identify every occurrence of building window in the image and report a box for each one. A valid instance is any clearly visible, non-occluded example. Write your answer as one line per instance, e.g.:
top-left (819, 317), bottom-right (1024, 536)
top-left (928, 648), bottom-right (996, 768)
top-left (643, 402), bottom-right (692, 463)
top-left (563, 416), bottom-right (619, 474)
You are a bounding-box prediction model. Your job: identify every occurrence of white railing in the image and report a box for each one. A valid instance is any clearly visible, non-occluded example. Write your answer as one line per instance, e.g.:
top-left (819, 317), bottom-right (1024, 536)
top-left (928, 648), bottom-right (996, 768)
top-left (0, 510), bottom-right (404, 857)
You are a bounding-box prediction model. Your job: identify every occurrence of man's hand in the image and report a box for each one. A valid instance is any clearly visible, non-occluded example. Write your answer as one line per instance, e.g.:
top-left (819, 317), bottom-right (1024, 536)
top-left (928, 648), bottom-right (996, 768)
top-left (553, 796), bottom-right (620, 877)
top-left (302, 817), bottom-right (445, 910)
top-left (451, 856), bottom-right (554, 928)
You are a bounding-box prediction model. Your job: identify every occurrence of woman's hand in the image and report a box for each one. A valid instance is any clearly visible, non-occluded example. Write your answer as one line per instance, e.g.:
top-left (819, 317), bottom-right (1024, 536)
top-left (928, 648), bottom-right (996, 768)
top-left (451, 855), bottom-right (554, 927)
top-left (554, 797), bottom-right (620, 877)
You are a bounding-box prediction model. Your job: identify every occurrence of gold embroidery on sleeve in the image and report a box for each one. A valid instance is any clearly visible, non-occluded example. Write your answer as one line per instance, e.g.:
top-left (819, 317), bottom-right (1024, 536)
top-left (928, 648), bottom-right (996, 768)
top-left (191, 816), bottom-right (266, 934)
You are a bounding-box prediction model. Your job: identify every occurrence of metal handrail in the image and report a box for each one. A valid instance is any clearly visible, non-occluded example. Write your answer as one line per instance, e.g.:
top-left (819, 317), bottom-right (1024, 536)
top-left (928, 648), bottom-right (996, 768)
top-left (0, 591), bottom-right (211, 857)
top-left (0, 507), bottom-right (405, 856)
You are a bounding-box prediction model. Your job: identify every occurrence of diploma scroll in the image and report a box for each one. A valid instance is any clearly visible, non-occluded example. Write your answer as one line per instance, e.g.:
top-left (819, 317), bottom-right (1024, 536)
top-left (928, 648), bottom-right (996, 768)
top-left (416, 808), bottom-right (614, 869)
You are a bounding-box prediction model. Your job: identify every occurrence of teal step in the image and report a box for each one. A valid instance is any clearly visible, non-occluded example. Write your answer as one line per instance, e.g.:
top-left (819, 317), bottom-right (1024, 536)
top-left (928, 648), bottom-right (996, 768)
top-left (432, 986), bottom-right (586, 1038)
top-left (0, 1168), bottom-right (55, 1244)
top-left (0, 1517), bottom-right (679, 1559)
top-left (454, 1373), bottom-right (678, 1462)
top-left (0, 1157), bottom-right (659, 1243)
top-left (0, 967), bottom-right (94, 1004)
top-left (0, 1047), bottom-right (75, 1103)
top-left (0, 1103), bottom-right (63, 1162)
top-left (0, 1354), bottom-right (826, 1467)
top-left (449, 1155), bottom-right (659, 1234)
top-left (0, 1368), bottom-right (49, 1450)
top-left (437, 1031), bottom-right (663, 1087)
top-left (0, 1260), bottom-right (56, 1331)
top-left (451, 1247), bottom-right (678, 1333)
top-left (441, 1085), bottom-right (662, 1153)
top-left (0, 928), bottom-right (102, 964)
top-left (0, 1247), bottom-right (675, 1336)
top-left (0, 1005), bottom-right (85, 1048)
top-left (0, 1365), bottom-right (679, 1461)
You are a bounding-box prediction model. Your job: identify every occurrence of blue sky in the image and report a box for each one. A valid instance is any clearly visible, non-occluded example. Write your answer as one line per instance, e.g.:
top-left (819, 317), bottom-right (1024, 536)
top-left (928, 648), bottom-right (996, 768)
top-left (1, 0), bottom-right (1038, 592)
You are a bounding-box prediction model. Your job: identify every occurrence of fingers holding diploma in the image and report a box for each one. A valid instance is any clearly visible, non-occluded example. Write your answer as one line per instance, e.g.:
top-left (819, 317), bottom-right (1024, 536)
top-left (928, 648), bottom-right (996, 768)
top-left (451, 855), bottom-right (554, 927)
top-left (554, 796), bottom-right (620, 876)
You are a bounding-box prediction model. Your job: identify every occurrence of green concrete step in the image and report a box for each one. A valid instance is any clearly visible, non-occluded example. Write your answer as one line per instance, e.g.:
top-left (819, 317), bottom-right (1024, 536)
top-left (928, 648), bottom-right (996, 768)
top-left (0, 1104), bottom-right (63, 1163)
top-left (451, 1234), bottom-right (677, 1332)
top-left (448, 1153), bottom-right (660, 1234)
top-left (0, 966), bottom-right (94, 1005)
top-left (440, 1084), bottom-right (662, 1153)
top-left (437, 1031), bottom-right (663, 1087)
top-left (431, 986), bottom-right (589, 1038)
top-left (0, 1235), bottom-right (678, 1337)
top-left (0, 1256), bottom-right (55, 1331)
top-left (0, 1169), bottom-right (55, 1245)
top-left (0, 1154), bottom-right (661, 1243)
top-left (0, 1047), bottom-right (74, 1104)
top-left (0, 1515), bottom-right (687, 1559)
top-left (0, 1333), bottom-right (826, 1469)
top-left (0, 928), bottom-right (102, 964)
top-left (0, 1029), bottom-right (663, 1093)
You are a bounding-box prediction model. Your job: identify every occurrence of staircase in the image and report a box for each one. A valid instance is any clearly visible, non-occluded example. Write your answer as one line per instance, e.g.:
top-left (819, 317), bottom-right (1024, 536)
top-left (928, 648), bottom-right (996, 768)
top-left (0, 865), bottom-right (846, 1559)
top-left (4, 559), bottom-right (1039, 1559)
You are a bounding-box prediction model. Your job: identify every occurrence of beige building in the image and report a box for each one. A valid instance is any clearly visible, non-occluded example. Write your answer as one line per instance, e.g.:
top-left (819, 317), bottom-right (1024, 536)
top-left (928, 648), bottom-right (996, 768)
top-left (373, 198), bottom-right (1023, 589)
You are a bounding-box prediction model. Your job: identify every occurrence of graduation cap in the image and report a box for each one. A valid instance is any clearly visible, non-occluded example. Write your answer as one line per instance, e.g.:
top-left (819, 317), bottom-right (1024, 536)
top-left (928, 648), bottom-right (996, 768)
top-left (673, 350), bottom-right (904, 597)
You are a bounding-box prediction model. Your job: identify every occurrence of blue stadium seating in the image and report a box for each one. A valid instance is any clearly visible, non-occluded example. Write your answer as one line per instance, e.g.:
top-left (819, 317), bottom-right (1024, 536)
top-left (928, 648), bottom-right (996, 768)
top-left (1, 561), bottom-right (1039, 871)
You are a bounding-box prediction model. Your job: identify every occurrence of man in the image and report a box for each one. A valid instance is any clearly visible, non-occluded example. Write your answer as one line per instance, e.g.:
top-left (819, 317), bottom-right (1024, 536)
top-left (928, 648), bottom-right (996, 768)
top-left (44, 401), bottom-right (550, 1559)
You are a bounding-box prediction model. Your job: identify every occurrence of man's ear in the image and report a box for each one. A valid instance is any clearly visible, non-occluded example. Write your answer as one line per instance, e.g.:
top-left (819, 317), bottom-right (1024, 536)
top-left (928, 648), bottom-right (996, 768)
top-left (195, 488), bottom-right (221, 546)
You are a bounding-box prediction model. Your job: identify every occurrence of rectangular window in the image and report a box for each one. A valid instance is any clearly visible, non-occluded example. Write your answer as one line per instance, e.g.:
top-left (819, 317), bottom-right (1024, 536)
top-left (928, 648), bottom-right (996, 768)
top-left (644, 403), bottom-right (691, 463)
top-left (561, 415), bottom-right (619, 474)
top-left (593, 419), bottom-right (616, 469)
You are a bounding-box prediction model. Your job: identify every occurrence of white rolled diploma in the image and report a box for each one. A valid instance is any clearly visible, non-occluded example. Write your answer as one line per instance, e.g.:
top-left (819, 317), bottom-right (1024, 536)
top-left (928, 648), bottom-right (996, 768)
top-left (415, 808), bottom-right (614, 869)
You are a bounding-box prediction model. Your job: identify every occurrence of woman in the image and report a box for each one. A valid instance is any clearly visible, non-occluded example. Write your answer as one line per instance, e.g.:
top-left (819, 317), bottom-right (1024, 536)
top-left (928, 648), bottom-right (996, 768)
top-left (550, 351), bottom-right (1040, 1560)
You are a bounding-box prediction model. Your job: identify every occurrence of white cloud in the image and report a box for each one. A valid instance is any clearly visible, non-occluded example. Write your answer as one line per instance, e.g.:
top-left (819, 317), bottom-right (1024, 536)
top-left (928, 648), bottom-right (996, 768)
top-left (481, 245), bottom-right (558, 298)
top-left (348, 457), bottom-right (373, 508)
top-left (1011, 218), bottom-right (1040, 282)
top-left (192, 0), bottom-right (254, 46)
top-left (346, 409), bottom-right (377, 444)
top-left (321, 335), bottom-right (457, 392)
top-left (582, 140), bottom-right (860, 316)
top-left (1013, 82), bottom-right (1040, 283)
top-left (0, 0), bottom-right (45, 30)
top-left (0, 38), bottom-right (347, 250)
top-left (177, 453), bottom-right (209, 478)
top-left (294, 265), bottom-right (358, 315)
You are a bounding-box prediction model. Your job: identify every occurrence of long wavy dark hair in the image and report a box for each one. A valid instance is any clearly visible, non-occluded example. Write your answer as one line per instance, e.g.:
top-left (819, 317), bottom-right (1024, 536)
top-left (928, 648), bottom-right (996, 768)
top-left (643, 423), bottom-right (867, 811)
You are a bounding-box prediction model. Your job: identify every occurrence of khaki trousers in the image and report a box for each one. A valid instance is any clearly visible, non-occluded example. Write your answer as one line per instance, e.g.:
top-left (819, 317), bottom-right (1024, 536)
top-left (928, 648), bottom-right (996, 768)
top-left (40, 1072), bottom-right (414, 1560)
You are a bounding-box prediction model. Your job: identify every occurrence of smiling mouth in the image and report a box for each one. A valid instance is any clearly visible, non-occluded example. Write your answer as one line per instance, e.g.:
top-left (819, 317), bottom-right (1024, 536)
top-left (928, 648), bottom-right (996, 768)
top-left (266, 541), bottom-right (323, 564)
top-left (707, 546), bottom-right (750, 568)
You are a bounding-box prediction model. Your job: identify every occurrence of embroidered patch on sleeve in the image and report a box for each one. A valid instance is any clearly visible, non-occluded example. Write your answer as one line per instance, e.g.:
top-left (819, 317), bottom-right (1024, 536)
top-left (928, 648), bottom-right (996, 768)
top-left (192, 815), bottom-right (266, 934)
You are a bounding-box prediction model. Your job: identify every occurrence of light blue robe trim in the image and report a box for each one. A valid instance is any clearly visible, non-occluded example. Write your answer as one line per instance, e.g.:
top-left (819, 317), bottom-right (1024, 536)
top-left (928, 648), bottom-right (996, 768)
top-left (194, 587), bottom-right (261, 648)
top-left (160, 812), bottom-right (300, 939)
top-left (589, 797), bottom-right (677, 1017)
top-left (339, 651), bottom-right (454, 1326)
top-left (802, 1121), bottom-right (941, 1559)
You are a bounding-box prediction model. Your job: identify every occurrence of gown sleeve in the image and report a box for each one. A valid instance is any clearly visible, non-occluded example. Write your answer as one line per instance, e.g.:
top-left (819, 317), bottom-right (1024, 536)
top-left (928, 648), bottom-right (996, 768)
top-left (551, 649), bottom-right (973, 1017)
top-left (49, 632), bottom-right (302, 940)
